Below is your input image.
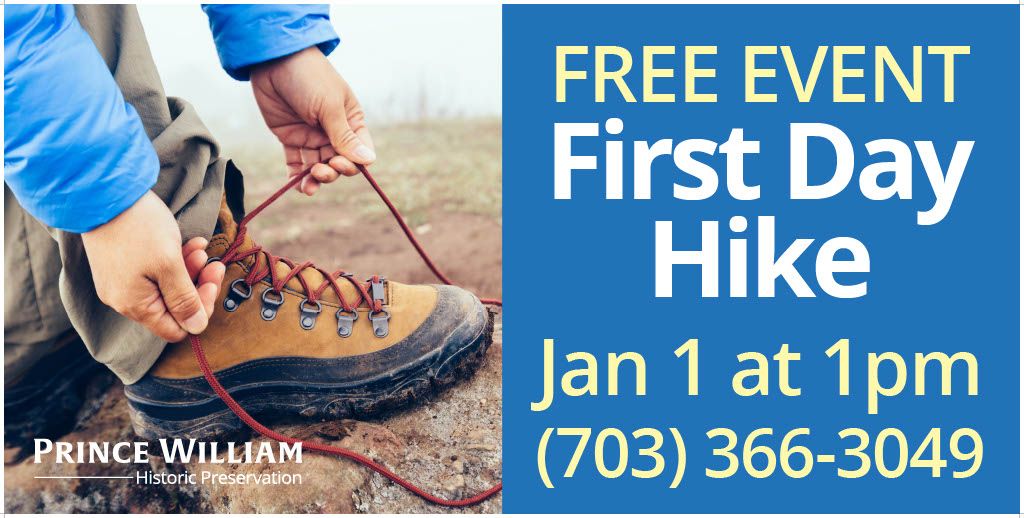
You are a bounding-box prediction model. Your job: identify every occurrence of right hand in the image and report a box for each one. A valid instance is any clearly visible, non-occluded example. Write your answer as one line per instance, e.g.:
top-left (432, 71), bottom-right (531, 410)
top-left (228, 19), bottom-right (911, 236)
top-left (82, 191), bottom-right (226, 342)
top-left (250, 46), bottom-right (376, 196)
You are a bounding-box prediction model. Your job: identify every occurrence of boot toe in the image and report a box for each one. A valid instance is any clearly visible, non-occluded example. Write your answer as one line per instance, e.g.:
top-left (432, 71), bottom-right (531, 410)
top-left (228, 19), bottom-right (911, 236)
top-left (426, 285), bottom-right (493, 378)
top-left (435, 285), bottom-right (489, 338)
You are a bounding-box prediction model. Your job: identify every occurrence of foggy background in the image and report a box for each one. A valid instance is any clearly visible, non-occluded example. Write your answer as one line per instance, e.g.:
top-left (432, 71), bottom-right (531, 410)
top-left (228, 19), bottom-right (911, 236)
top-left (137, 4), bottom-right (502, 149)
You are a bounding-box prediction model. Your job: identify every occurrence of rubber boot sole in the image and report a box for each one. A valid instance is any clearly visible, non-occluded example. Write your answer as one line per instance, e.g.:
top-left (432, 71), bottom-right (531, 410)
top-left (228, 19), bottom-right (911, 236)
top-left (126, 311), bottom-right (494, 440)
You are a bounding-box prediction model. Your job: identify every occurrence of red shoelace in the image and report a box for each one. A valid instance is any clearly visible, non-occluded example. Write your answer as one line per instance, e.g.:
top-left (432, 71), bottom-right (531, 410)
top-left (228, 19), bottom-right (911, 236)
top-left (189, 163), bottom-right (502, 507)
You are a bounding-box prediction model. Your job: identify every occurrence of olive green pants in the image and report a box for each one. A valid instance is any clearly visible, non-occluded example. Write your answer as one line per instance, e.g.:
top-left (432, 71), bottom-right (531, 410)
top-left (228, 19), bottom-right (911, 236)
top-left (4, 5), bottom-right (232, 384)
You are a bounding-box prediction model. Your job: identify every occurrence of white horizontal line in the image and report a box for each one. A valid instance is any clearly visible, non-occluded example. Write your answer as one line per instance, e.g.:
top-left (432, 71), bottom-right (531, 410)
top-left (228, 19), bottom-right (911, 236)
top-left (34, 476), bottom-right (133, 479)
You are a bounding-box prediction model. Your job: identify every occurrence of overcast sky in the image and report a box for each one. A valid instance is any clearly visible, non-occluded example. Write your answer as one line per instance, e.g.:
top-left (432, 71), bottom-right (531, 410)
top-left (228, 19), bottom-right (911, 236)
top-left (137, 4), bottom-right (501, 143)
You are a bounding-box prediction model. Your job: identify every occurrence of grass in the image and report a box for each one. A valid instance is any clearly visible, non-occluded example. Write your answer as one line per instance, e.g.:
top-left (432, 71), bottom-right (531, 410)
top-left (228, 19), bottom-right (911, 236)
top-left (217, 117), bottom-right (502, 230)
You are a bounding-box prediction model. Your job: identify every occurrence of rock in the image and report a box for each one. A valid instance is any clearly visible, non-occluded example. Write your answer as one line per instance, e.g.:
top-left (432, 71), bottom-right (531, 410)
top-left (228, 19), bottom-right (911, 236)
top-left (444, 474), bottom-right (466, 492)
top-left (5, 448), bottom-right (22, 464)
top-left (194, 421), bottom-right (402, 514)
top-left (4, 313), bottom-right (503, 513)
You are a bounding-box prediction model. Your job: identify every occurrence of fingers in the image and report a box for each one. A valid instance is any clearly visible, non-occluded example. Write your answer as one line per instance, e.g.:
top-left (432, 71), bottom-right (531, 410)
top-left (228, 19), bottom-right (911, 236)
top-left (298, 172), bottom-right (320, 196)
top-left (321, 97), bottom-right (376, 166)
top-left (297, 148), bottom-right (320, 194)
top-left (300, 148), bottom-right (320, 168)
top-left (324, 111), bottom-right (374, 178)
top-left (140, 247), bottom-right (223, 342)
top-left (285, 146), bottom-right (312, 193)
top-left (182, 237), bottom-right (210, 281)
top-left (285, 146), bottom-right (305, 180)
top-left (310, 162), bottom-right (339, 184)
top-left (354, 124), bottom-right (375, 164)
top-left (285, 145), bottom-right (359, 196)
top-left (196, 261), bottom-right (226, 320)
top-left (182, 236), bottom-right (208, 259)
top-left (327, 155), bottom-right (360, 177)
top-left (285, 146), bottom-right (336, 195)
top-left (155, 257), bottom-right (210, 335)
top-left (135, 293), bottom-right (189, 343)
top-left (282, 92), bottom-right (376, 194)
top-left (182, 236), bottom-right (225, 319)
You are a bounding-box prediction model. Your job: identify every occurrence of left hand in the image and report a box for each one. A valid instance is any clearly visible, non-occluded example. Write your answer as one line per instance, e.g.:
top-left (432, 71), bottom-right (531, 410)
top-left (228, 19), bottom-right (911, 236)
top-left (250, 46), bottom-right (376, 196)
top-left (82, 191), bottom-right (226, 342)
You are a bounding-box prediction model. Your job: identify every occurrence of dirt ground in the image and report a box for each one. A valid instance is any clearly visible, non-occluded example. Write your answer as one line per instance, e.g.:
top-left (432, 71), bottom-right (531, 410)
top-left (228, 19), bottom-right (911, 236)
top-left (3, 118), bottom-right (503, 513)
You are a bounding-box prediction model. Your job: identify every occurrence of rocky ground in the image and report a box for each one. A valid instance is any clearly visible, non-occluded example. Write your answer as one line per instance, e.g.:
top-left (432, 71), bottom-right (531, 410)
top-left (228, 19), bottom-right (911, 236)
top-left (4, 119), bottom-right (503, 513)
top-left (3, 315), bottom-right (502, 514)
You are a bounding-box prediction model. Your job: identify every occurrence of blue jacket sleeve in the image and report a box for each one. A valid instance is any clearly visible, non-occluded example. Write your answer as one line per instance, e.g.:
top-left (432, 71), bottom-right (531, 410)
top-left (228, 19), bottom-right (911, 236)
top-left (202, 4), bottom-right (340, 81)
top-left (3, 5), bottom-right (159, 233)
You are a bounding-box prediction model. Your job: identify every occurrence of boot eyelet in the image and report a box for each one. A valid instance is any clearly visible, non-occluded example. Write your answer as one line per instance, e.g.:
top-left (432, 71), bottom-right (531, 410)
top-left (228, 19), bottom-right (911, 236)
top-left (335, 308), bottom-right (358, 338)
top-left (260, 288), bottom-right (285, 321)
top-left (369, 309), bottom-right (391, 338)
top-left (299, 299), bottom-right (322, 330)
top-left (368, 276), bottom-right (387, 303)
top-left (223, 279), bottom-right (252, 312)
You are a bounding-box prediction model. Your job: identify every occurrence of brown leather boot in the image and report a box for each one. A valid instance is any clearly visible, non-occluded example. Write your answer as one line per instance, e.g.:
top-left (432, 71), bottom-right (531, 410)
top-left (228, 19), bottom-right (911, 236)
top-left (125, 202), bottom-right (493, 439)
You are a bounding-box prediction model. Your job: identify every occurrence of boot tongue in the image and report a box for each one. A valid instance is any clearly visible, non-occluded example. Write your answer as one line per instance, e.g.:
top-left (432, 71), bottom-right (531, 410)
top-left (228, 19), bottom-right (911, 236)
top-left (214, 197), bottom-right (239, 242)
top-left (206, 197), bottom-right (246, 263)
top-left (204, 221), bottom-right (375, 309)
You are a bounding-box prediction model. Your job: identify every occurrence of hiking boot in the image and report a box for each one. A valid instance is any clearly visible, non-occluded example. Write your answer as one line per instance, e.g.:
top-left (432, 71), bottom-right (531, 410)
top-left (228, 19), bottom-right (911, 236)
top-left (124, 201), bottom-right (494, 440)
top-left (4, 331), bottom-right (112, 449)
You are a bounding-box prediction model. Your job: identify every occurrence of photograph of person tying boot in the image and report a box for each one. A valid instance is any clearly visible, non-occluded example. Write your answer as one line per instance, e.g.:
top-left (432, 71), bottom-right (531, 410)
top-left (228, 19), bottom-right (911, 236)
top-left (4, 4), bottom-right (502, 513)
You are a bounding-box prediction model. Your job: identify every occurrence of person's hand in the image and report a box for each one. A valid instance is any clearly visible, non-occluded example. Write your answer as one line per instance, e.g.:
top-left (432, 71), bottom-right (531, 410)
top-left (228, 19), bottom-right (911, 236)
top-left (250, 46), bottom-right (376, 196)
top-left (81, 191), bottom-right (226, 342)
